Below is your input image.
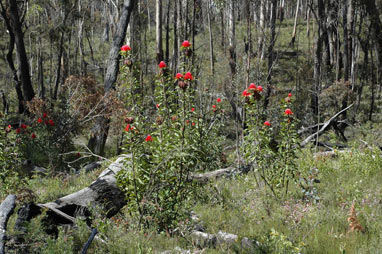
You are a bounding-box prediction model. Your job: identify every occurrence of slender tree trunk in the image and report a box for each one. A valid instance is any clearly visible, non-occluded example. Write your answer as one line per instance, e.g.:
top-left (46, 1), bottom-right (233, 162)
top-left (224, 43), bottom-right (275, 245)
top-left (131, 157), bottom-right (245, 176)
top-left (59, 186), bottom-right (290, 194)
top-left (156, 0), bottom-right (163, 63)
top-left (53, 30), bottom-right (65, 100)
top-left (311, 0), bottom-right (325, 116)
top-left (165, 0), bottom-right (171, 63)
top-left (172, 0), bottom-right (178, 72)
top-left (258, 0), bottom-right (266, 60)
top-left (290, 0), bottom-right (300, 46)
top-left (8, 0), bottom-right (35, 102)
top-left (207, 0), bottom-right (215, 75)
top-left (228, 0), bottom-right (236, 76)
top-left (264, 0), bottom-right (277, 110)
top-left (88, 0), bottom-right (137, 155)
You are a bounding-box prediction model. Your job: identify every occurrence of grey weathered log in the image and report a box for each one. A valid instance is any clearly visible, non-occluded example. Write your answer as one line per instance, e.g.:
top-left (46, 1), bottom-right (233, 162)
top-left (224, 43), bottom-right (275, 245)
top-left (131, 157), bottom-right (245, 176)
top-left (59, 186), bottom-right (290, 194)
top-left (300, 104), bottom-right (353, 147)
top-left (38, 155), bottom-right (131, 220)
top-left (191, 167), bottom-right (235, 183)
top-left (0, 195), bottom-right (16, 254)
top-left (190, 230), bottom-right (260, 251)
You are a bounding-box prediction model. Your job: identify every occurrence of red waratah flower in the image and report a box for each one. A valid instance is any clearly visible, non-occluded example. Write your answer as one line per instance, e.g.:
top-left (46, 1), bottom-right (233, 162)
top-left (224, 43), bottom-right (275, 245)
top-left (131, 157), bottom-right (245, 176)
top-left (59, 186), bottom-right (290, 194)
top-left (242, 90), bottom-right (251, 97)
top-left (16, 128), bottom-right (21, 134)
top-left (264, 121), bottom-right (271, 127)
top-left (184, 72), bottom-right (193, 81)
top-left (31, 133), bottom-right (36, 139)
top-left (37, 118), bottom-right (43, 124)
top-left (159, 61), bottom-right (167, 68)
top-left (285, 108), bottom-right (293, 115)
top-left (212, 105), bottom-right (216, 109)
top-left (120, 45), bottom-right (131, 51)
top-left (21, 124), bottom-right (27, 129)
top-left (257, 86), bottom-right (263, 92)
top-left (48, 119), bottom-right (54, 126)
top-left (182, 40), bottom-right (191, 48)
top-left (249, 83), bottom-right (257, 90)
top-left (175, 73), bottom-right (183, 79)
top-left (7, 125), bottom-right (11, 130)
top-left (43, 113), bottom-right (47, 118)
top-left (288, 93), bottom-right (292, 97)
top-left (156, 104), bottom-right (160, 108)
top-left (191, 107), bottom-right (195, 112)
top-left (217, 98), bottom-right (222, 103)
top-left (125, 124), bottom-right (131, 132)
top-left (192, 122), bottom-right (195, 126)
top-left (145, 135), bottom-right (153, 142)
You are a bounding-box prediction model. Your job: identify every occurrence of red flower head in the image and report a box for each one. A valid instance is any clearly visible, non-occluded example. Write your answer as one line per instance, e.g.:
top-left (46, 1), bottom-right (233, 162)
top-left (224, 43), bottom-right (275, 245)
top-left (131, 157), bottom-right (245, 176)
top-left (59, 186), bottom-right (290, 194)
top-left (186, 120), bottom-right (190, 124)
top-left (264, 121), bottom-right (271, 127)
top-left (175, 73), bottom-right (183, 79)
top-left (285, 108), bottom-right (293, 115)
top-left (125, 124), bottom-right (131, 132)
top-left (31, 133), bottom-right (36, 139)
top-left (182, 40), bottom-right (191, 48)
top-left (48, 119), bottom-right (54, 126)
top-left (37, 118), bottom-right (43, 124)
top-left (145, 135), bottom-right (153, 142)
top-left (191, 107), bottom-right (195, 112)
top-left (192, 122), bottom-right (196, 126)
top-left (184, 72), bottom-right (193, 81)
top-left (156, 104), bottom-right (160, 108)
top-left (16, 128), bottom-right (21, 134)
top-left (120, 45), bottom-right (131, 52)
top-left (159, 61), bottom-right (167, 68)
top-left (21, 124), bottom-right (27, 129)
top-left (248, 83), bottom-right (257, 90)
top-left (43, 113), bottom-right (48, 118)
top-left (212, 105), bottom-right (216, 109)
top-left (288, 93), bottom-right (292, 97)
top-left (242, 90), bottom-right (251, 97)
top-left (217, 98), bottom-right (222, 103)
top-left (257, 86), bottom-right (263, 92)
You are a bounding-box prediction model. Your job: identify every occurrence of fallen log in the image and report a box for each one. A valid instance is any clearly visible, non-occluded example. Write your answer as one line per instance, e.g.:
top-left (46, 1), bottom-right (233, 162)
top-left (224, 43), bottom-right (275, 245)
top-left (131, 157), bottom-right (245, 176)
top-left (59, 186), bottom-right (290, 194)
top-left (191, 167), bottom-right (236, 183)
top-left (190, 230), bottom-right (260, 251)
top-left (38, 154), bottom-right (130, 221)
top-left (300, 104), bottom-right (353, 147)
top-left (15, 155), bottom-right (131, 233)
top-left (0, 195), bottom-right (16, 254)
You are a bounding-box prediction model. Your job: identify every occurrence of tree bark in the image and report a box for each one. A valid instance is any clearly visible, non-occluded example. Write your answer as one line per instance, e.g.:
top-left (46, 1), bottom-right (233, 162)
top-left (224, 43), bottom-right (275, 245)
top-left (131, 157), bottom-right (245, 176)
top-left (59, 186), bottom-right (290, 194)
top-left (207, 0), bottom-right (215, 75)
top-left (88, 0), bottom-right (137, 155)
top-left (156, 0), bottom-right (163, 63)
top-left (6, 0), bottom-right (35, 104)
top-left (264, 0), bottom-right (277, 110)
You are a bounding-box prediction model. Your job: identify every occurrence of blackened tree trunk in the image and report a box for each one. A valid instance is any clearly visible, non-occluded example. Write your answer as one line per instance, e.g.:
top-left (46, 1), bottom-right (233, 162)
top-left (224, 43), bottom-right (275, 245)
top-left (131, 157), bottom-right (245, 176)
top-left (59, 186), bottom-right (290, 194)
top-left (1, 13), bottom-right (25, 113)
top-left (7, 0), bottom-right (35, 103)
top-left (88, 0), bottom-right (137, 155)
top-left (311, 0), bottom-right (325, 116)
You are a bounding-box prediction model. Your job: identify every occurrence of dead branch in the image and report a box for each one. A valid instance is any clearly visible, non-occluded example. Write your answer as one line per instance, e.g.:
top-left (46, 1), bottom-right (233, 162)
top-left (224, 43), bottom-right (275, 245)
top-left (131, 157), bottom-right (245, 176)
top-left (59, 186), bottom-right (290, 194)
top-left (300, 104), bottom-right (353, 147)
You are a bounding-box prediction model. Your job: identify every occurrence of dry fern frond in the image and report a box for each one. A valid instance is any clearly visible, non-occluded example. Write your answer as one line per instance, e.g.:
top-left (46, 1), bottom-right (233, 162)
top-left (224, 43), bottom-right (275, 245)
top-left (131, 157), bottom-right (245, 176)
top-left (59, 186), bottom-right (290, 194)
top-left (347, 201), bottom-right (365, 233)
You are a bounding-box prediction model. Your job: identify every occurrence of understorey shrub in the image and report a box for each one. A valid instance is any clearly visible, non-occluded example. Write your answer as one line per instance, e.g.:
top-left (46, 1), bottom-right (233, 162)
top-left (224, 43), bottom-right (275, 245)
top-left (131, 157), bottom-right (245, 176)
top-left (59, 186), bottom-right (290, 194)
top-left (117, 41), bottom-right (224, 232)
top-left (242, 88), bottom-right (300, 196)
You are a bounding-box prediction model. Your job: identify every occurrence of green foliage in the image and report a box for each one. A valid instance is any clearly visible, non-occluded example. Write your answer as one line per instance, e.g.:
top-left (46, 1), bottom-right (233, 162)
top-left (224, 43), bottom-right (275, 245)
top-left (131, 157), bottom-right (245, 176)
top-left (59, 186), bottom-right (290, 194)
top-left (262, 228), bottom-right (305, 254)
top-left (242, 90), bottom-right (300, 196)
top-left (117, 46), bottom-right (224, 232)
